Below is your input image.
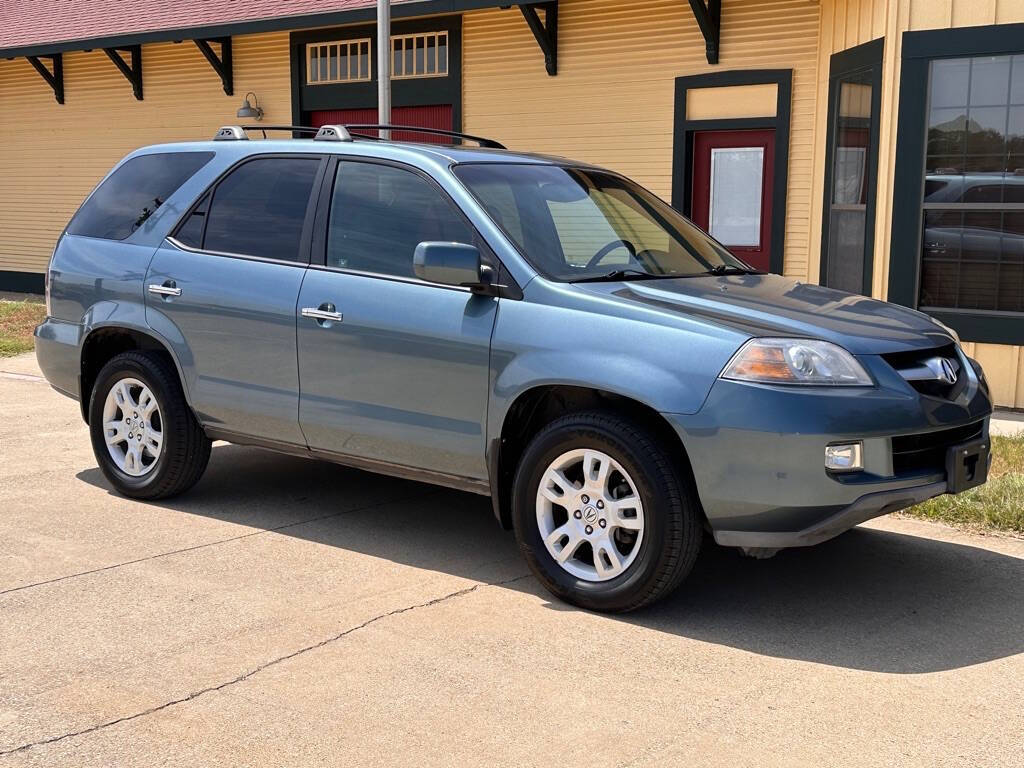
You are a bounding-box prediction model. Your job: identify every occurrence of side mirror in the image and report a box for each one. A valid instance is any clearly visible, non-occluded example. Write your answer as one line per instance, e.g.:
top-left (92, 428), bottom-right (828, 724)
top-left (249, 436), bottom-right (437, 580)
top-left (413, 241), bottom-right (493, 292)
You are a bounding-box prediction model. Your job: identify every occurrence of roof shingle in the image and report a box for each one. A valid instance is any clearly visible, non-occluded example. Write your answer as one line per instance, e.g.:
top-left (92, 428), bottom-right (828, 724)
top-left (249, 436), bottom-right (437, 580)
top-left (0, 0), bottom-right (419, 54)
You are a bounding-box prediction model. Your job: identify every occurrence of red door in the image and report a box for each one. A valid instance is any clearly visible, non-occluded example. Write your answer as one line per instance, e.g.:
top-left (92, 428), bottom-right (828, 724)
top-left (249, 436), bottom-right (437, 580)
top-left (691, 129), bottom-right (775, 272)
top-left (310, 104), bottom-right (454, 144)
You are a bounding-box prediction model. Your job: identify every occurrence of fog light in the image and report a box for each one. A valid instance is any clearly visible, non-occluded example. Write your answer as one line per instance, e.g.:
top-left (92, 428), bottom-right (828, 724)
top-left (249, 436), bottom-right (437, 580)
top-left (825, 442), bottom-right (863, 472)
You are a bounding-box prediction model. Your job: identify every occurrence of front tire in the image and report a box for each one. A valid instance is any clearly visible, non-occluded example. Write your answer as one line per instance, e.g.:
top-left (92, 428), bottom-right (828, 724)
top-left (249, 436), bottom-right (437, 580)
top-left (512, 411), bottom-right (702, 612)
top-left (89, 351), bottom-right (211, 500)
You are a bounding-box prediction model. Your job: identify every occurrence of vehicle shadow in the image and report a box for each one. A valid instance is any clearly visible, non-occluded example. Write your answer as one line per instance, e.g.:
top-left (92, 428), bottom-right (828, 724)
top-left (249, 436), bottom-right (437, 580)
top-left (77, 444), bottom-right (1024, 675)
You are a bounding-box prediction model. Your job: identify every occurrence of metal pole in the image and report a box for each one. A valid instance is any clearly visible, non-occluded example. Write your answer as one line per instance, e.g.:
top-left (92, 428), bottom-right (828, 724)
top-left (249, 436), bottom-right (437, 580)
top-left (377, 0), bottom-right (391, 139)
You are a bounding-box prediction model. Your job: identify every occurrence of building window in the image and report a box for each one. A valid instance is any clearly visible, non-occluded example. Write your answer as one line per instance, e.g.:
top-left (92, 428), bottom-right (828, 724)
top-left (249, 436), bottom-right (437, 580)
top-left (391, 32), bottom-right (448, 79)
top-left (820, 39), bottom-right (883, 297)
top-left (306, 39), bottom-right (372, 84)
top-left (305, 32), bottom-right (448, 84)
top-left (920, 54), bottom-right (1024, 313)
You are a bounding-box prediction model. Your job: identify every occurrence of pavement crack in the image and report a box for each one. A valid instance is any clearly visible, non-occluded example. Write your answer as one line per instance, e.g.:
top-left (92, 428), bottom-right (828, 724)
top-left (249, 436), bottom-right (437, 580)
top-left (0, 572), bottom-right (531, 757)
top-left (0, 370), bottom-right (45, 382)
top-left (0, 493), bottom-right (428, 598)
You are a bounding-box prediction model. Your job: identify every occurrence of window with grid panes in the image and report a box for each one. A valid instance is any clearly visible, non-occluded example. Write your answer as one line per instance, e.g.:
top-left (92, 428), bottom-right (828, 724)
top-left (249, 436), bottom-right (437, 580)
top-left (920, 54), bottom-right (1024, 313)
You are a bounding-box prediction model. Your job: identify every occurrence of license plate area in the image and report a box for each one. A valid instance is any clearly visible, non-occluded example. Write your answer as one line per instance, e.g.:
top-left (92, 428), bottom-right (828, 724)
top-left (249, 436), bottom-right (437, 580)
top-left (946, 438), bottom-right (990, 494)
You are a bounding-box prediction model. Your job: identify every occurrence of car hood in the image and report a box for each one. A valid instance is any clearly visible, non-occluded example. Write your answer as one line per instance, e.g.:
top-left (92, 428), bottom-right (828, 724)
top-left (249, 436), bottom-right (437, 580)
top-left (575, 273), bottom-right (953, 355)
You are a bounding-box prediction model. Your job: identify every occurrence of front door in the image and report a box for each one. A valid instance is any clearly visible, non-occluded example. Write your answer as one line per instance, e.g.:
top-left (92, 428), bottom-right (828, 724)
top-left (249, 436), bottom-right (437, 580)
top-left (297, 159), bottom-right (497, 482)
top-left (691, 129), bottom-right (775, 272)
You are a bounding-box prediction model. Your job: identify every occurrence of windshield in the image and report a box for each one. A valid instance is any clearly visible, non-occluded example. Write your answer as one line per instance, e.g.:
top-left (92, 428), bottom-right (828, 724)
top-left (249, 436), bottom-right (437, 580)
top-left (452, 163), bottom-right (751, 281)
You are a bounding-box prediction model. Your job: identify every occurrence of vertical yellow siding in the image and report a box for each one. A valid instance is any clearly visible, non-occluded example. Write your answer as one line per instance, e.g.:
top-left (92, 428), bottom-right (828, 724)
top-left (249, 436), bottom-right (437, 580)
top-left (0, 32), bottom-right (292, 276)
top-left (463, 0), bottom-right (821, 279)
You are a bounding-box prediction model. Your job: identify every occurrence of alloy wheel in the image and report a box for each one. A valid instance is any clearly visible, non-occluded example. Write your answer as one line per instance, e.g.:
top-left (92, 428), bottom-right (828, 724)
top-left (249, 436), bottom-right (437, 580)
top-left (101, 377), bottom-right (163, 477)
top-left (535, 448), bottom-right (645, 581)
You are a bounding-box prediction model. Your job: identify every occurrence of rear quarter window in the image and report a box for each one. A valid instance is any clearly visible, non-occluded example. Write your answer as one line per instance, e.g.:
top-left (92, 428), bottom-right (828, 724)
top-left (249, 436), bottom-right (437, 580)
top-left (66, 151), bottom-right (214, 240)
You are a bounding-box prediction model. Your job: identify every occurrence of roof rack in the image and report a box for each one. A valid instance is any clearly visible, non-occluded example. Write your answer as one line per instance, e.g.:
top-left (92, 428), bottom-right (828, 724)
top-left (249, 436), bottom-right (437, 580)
top-left (212, 123), bottom-right (505, 149)
top-left (214, 124), bottom-right (323, 140)
top-left (313, 125), bottom-right (353, 142)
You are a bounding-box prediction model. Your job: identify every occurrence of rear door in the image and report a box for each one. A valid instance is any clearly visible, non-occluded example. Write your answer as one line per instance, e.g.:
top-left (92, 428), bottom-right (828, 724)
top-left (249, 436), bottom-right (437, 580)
top-left (146, 154), bottom-right (325, 444)
top-left (296, 158), bottom-right (497, 482)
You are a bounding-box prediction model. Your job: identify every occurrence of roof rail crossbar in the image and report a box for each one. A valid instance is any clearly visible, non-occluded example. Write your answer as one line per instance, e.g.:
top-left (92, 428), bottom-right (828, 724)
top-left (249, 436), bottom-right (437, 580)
top-left (343, 124), bottom-right (506, 149)
top-left (213, 124), bottom-right (321, 140)
top-left (313, 125), bottom-right (354, 142)
top-left (214, 126), bottom-right (248, 141)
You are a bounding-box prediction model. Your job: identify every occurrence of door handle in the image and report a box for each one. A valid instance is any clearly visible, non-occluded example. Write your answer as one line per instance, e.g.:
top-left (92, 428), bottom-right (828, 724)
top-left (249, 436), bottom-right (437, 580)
top-left (148, 280), bottom-right (182, 297)
top-left (301, 303), bottom-right (343, 324)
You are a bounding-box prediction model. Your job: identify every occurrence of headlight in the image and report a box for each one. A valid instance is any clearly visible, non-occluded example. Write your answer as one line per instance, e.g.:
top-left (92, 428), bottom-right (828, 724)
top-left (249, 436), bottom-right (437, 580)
top-left (721, 338), bottom-right (873, 386)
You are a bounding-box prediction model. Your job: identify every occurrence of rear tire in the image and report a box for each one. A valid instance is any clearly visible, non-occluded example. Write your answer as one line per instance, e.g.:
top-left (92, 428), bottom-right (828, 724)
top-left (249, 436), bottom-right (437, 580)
top-left (512, 411), bottom-right (702, 612)
top-left (89, 351), bottom-right (210, 499)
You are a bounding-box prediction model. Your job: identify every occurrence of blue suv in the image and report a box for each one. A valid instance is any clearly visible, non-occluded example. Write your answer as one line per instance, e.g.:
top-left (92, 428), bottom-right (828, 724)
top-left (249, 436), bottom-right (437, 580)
top-left (35, 124), bottom-right (993, 612)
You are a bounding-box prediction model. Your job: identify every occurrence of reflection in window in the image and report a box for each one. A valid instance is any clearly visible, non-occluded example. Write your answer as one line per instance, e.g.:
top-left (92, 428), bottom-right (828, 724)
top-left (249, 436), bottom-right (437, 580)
top-left (824, 74), bottom-right (875, 295)
top-left (327, 163), bottom-right (472, 278)
top-left (67, 152), bottom-right (214, 241)
top-left (204, 158), bottom-right (319, 262)
top-left (920, 54), bottom-right (1024, 313)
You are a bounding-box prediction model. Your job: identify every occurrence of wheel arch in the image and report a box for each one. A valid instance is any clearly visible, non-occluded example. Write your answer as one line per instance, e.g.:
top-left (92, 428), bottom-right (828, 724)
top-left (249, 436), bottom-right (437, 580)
top-left (79, 324), bottom-right (193, 424)
top-left (487, 384), bottom-right (699, 530)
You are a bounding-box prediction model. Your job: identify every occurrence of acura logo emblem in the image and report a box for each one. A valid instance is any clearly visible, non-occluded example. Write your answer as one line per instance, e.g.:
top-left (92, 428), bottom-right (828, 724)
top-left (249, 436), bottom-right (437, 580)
top-left (924, 356), bottom-right (959, 385)
top-left (939, 358), bottom-right (958, 385)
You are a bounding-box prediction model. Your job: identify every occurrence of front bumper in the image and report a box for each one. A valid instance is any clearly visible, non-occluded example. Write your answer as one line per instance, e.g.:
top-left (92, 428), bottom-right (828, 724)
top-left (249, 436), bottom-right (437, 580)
top-left (666, 353), bottom-right (993, 549)
top-left (712, 480), bottom-right (948, 549)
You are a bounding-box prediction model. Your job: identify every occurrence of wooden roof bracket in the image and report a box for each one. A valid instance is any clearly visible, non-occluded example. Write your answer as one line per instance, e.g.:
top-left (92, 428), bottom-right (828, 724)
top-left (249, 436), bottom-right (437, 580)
top-left (687, 0), bottom-right (721, 64)
top-left (26, 53), bottom-right (64, 103)
top-left (103, 45), bottom-right (143, 100)
top-left (194, 37), bottom-right (233, 96)
top-left (518, 2), bottom-right (558, 76)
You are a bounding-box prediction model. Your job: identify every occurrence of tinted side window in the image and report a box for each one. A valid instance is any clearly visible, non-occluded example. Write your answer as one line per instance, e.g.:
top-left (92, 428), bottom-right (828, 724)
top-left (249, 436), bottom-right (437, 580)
top-left (327, 162), bottom-right (473, 277)
top-left (67, 152), bottom-right (214, 240)
top-left (204, 157), bottom-right (320, 261)
top-left (175, 193), bottom-right (208, 248)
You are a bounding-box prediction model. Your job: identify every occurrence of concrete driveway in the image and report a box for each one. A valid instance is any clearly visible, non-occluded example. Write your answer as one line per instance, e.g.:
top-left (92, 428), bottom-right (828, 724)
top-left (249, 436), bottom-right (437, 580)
top-left (1, 352), bottom-right (1022, 767)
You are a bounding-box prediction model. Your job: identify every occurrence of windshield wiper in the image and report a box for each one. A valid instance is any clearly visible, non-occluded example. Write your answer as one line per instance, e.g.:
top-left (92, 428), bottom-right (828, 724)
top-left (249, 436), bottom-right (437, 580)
top-left (570, 269), bottom-right (673, 283)
top-left (702, 264), bottom-right (763, 276)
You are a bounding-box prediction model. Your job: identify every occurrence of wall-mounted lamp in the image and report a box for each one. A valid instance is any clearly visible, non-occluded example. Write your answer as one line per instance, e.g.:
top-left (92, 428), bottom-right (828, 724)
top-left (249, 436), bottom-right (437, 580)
top-left (236, 91), bottom-right (263, 120)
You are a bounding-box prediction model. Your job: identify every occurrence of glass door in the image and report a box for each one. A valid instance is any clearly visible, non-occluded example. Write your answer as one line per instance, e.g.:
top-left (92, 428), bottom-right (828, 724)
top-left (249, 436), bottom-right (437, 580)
top-left (821, 39), bottom-right (883, 295)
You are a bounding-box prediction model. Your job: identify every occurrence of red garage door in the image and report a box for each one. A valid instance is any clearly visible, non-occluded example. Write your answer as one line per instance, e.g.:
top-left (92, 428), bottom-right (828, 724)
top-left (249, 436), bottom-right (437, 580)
top-left (310, 105), bottom-right (454, 143)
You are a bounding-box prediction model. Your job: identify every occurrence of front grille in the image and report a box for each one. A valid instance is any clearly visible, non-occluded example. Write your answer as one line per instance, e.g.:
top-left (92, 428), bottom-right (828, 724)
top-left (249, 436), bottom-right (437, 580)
top-left (882, 343), bottom-right (966, 400)
top-left (891, 421), bottom-right (984, 475)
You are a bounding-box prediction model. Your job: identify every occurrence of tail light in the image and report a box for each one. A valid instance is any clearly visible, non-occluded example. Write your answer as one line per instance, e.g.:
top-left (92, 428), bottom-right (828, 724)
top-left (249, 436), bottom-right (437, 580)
top-left (45, 239), bottom-right (59, 317)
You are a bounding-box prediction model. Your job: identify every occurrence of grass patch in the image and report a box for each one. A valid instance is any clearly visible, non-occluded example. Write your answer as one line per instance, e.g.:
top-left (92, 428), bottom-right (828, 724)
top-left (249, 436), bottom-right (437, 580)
top-left (905, 433), bottom-right (1024, 534)
top-left (0, 300), bottom-right (46, 357)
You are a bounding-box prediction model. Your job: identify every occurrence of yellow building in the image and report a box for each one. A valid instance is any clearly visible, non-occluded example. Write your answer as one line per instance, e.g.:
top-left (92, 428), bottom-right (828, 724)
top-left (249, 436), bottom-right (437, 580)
top-left (2, 0), bottom-right (1024, 405)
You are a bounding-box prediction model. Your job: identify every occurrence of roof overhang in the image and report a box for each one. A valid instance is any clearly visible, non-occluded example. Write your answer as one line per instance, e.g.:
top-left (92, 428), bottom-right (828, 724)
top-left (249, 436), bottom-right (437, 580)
top-left (0, 0), bottom-right (506, 60)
